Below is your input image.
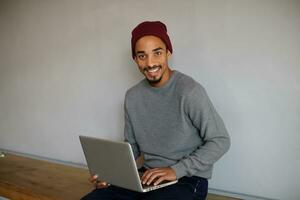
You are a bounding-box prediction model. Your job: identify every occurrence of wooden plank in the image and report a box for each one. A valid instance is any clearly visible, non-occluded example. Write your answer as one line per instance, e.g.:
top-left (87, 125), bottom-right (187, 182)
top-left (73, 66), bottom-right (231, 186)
top-left (0, 153), bottom-right (92, 200)
top-left (207, 193), bottom-right (240, 200)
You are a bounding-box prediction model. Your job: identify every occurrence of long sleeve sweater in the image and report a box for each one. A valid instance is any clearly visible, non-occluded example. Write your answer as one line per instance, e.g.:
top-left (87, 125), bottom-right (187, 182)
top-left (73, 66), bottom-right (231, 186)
top-left (124, 70), bottom-right (230, 179)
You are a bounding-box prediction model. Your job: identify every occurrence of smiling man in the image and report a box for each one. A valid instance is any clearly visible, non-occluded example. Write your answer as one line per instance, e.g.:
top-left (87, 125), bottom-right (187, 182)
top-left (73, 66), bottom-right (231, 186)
top-left (82, 21), bottom-right (230, 200)
top-left (134, 35), bottom-right (172, 87)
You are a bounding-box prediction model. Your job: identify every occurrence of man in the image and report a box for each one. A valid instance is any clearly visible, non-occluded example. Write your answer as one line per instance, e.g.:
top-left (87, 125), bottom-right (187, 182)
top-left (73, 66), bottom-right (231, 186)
top-left (82, 21), bottom-right (230, 200)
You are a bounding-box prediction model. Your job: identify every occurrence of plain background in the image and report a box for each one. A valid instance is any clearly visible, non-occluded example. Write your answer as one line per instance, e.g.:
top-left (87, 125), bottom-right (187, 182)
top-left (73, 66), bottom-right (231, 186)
top-left (0, 1), bottom-right (299, 199)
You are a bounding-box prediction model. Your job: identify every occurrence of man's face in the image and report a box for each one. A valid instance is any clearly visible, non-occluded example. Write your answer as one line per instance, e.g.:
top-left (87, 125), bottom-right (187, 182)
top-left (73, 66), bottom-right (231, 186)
top-left (134, 35), bottom-right (171, 87)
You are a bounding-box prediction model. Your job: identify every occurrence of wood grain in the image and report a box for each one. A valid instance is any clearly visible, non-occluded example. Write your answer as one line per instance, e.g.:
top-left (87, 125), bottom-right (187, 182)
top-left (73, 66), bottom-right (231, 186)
top-left (0, 153), bottom-right (239, 200)
top-left (0, 154), bottom-right (92, 200)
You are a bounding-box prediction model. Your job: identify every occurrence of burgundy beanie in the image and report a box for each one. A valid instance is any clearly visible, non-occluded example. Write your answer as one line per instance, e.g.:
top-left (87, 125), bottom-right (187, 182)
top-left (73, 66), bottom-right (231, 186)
top-left (131, 21), bottom-right (173, 59)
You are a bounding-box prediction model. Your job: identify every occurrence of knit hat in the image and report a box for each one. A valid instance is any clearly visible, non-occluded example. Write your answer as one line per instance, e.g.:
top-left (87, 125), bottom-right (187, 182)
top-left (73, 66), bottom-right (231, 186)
top-left (131, 21), bottom-right (173, 59)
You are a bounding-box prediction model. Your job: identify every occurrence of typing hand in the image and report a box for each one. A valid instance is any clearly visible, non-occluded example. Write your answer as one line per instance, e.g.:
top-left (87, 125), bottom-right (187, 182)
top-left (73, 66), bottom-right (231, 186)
top-left (141, 167), bottom-right (177, 186)
top-left (89, 174), bottom-right (110, 189)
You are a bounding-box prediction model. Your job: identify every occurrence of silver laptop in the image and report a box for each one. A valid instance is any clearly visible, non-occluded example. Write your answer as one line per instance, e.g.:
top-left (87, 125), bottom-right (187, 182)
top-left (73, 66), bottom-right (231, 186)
top-left (79, 135), bottom-right (178, 192)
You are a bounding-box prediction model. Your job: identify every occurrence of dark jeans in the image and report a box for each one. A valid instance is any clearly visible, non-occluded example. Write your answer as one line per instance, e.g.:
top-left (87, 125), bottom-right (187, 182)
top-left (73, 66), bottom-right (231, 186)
top-left (81, 176), bottom-right (208, 200)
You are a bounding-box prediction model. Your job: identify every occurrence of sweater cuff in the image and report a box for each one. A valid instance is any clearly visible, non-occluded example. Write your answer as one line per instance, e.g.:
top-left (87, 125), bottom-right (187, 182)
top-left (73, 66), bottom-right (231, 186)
top-left (171, 162), bottom-right (187, 179)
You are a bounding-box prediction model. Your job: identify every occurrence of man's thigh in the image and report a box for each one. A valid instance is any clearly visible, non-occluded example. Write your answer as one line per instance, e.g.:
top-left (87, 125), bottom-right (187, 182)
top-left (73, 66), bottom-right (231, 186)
top-left (81, 186), bottom-right (141, 200)
top-left (142, 176), bottom-right (208, 200)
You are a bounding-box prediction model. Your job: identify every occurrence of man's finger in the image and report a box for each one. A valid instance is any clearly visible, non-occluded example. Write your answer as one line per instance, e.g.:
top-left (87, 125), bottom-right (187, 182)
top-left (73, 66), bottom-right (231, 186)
top-left (146, 172), bottom-right (166, 185)
top-left (96, 181), bottom-right (110, 189)
top-left (89, 174), bottom-right (98, 183)
top-left (154, 176), bottom-right (167, 186)
top-left (142, 170), bottom-right (156, 184)
top-left (141, 168), bottom-right (164, 183)
top-left (141, 170), bottom-right (153, 184)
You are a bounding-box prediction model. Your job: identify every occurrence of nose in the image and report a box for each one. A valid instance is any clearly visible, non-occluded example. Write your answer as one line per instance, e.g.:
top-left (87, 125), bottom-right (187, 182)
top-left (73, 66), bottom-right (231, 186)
top-left (145, 54), bottom-right (155, 67)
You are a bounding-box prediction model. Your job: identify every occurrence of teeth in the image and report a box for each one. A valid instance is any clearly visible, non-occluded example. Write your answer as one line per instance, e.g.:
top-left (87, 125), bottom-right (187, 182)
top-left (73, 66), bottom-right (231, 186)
top-left (148, 67), bottom-right (159, 73)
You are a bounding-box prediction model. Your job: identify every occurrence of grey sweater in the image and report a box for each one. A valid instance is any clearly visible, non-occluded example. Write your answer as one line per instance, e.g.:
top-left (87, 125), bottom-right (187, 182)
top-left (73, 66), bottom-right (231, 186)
top-left (124, 70), bottom-right (230, 179)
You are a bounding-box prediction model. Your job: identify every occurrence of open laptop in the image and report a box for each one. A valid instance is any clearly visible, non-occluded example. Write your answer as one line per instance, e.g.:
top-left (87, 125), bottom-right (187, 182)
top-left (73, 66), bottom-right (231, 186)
top-left (79, 135), bottom-right (178, 192)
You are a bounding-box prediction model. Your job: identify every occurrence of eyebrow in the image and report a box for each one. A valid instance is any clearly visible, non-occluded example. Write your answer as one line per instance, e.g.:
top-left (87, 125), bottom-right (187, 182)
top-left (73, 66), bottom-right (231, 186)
top-left (152, 47), bottom-right (163, 52)
top-left (136, 47), bottom-right (164, 55)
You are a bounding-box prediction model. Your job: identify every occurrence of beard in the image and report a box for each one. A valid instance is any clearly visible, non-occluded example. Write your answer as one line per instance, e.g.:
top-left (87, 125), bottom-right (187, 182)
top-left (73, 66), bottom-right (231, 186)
top-left (147, 76), bottom-right (163, 84)
top-left (143, 65), bottom-right (163, 84)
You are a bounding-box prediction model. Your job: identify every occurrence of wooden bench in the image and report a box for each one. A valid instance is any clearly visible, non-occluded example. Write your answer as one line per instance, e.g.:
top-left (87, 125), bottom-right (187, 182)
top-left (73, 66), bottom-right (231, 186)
top-left (0, 153), bottom-right (238, 200)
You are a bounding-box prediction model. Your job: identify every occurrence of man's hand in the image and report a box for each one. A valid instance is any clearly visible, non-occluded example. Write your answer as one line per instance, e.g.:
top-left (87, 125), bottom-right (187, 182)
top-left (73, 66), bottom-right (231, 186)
top-left (89, 174), bottom-right (110, 189)
top-left (141, 167), bottom-right (177, 186)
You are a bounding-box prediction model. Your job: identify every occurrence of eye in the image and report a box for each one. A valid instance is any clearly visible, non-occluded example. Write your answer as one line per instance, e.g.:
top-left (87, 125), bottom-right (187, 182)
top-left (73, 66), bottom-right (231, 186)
top-left (137, 54), bottom-right (146, 60)
top-left (154, 51), bottom-right (162, 56)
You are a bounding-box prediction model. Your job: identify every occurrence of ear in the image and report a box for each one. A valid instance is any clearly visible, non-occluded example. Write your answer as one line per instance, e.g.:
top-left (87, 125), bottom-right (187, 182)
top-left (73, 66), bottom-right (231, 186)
top-left (167, 50), bottom-right (172, 58)
top-left (133, 56), bottom-right (138, 64)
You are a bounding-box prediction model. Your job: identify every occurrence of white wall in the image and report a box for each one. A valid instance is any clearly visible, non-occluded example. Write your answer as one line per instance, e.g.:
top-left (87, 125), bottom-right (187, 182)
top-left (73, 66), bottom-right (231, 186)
top-left (0, 1), bottom-right (299, 199)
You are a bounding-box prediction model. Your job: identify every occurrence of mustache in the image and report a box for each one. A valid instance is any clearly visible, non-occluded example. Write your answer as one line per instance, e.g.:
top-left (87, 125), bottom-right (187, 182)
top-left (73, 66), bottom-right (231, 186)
top-left (143, 65), bottom-right (162, 73)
